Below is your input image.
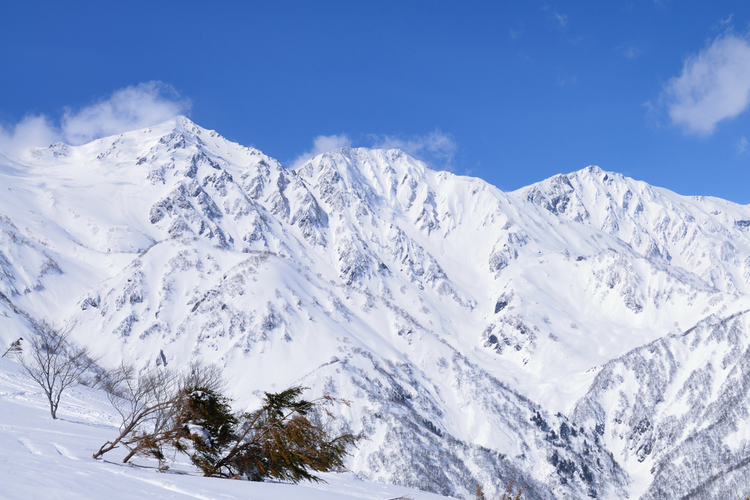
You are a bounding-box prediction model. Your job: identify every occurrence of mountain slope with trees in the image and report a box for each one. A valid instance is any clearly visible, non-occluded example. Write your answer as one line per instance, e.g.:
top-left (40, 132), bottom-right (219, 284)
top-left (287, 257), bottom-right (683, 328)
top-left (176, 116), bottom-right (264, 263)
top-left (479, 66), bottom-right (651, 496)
top-left (2, 117), bottom-right (750, 498)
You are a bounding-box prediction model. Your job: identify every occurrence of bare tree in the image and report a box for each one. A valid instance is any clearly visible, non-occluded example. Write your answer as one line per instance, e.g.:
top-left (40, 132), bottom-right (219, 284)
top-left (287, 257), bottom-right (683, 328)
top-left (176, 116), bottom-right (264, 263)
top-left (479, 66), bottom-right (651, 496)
top-left (95, 360), bottom-right (219, 462)
top-left (104, 363), bottom-right (177, 430)
top-left (19, 324), bottom-right (96, 419)
top-left (95, 362), bottom-right (177, 461)
top-left (180, 360), bottom-right (224, 394)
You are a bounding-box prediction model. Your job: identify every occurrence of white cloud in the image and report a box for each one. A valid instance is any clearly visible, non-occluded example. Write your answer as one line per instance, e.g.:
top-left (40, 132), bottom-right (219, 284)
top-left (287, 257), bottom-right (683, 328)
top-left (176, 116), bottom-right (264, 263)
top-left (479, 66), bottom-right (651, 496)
top-left (662, 34), bottom-right (750, 134)
top-left (0, 81), bottom-right (190, 158)
top-left (371, 130), bottom-right (458, 170)
top-left (291, 134), bottom-right (351, 169)
top-left (61, 82), bottom-right (190, 145)
top-left (0, 115), bottom-right (60, 158)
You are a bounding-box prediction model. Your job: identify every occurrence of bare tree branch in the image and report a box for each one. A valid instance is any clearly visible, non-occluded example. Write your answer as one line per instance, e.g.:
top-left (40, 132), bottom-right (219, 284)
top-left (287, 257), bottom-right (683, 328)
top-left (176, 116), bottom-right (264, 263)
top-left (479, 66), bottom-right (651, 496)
top-left (19, 323), bottom-right (97, 420)
top-left (1, 337), bottom-right (23, 358)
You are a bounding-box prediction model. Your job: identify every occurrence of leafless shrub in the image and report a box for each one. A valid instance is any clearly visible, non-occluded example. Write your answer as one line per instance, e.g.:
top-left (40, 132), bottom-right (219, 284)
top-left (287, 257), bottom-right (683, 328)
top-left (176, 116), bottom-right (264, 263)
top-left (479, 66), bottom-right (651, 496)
top-left (103, 362), bottom-right (178, 431)
top-left (95, 360), bottom-right (224, 463)
top-left (19, 323), bottom-right (96, 419)
top-left (180, 360), bottom-right (224, 394)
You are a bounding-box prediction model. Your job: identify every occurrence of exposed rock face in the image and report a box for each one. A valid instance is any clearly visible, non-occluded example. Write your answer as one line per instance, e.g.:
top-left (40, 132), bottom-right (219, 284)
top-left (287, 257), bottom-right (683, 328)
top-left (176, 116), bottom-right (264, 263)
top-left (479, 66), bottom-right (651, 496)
top-left (573, 310), bottom-right (750, 499)
top-left (3, 117), bottom-right (750, 498)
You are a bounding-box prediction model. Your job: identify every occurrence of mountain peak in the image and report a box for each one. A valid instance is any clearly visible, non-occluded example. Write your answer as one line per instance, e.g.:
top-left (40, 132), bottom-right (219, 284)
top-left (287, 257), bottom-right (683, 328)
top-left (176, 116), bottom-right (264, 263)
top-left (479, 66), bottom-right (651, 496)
top-left (5, 117), bottom-right (750, 499)
top-left (170, 115), bottom-right (206, 136)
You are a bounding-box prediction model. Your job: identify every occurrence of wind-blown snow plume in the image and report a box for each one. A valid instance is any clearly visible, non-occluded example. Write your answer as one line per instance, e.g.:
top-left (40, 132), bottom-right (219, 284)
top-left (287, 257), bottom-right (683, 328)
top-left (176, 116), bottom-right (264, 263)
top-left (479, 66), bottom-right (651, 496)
top-left (291, 134), bottom-right (352, 169)
top-left (371, 130), bottom-right (457, 170)
top-left (0, 81), bottom-right (190, 157)
top-left (0, 115), bottom-right (60, 159)
top-left (291, 131), bottom-right (457, 171)
top-left (662, 34), bottom-right (750, 134)
top-left (61, 82), bottom-right (190, 145)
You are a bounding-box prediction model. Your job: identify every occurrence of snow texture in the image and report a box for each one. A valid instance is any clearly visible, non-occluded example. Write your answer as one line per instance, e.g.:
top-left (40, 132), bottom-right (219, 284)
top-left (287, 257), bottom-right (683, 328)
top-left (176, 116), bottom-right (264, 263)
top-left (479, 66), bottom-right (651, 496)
top-left (2, 117), bottom-right (750, 498)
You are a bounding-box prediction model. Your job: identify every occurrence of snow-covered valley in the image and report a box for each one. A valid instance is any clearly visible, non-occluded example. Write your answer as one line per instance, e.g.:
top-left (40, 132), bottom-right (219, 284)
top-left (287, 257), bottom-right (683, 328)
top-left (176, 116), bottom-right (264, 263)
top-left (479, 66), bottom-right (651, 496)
top-left (2, 117), bottom-right (750, 499)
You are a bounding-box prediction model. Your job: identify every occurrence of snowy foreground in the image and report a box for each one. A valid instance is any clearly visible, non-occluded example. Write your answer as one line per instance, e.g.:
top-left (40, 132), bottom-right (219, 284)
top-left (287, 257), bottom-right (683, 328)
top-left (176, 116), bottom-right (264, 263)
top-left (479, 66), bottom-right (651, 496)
top-left (0, 357), bottom-right (453, 500)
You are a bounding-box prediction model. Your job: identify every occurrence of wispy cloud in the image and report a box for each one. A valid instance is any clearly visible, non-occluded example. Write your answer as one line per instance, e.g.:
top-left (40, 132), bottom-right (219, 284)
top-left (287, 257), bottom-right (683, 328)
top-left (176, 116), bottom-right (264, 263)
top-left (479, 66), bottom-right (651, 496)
top-left (290, 134), bottom-right (351, 169)
top-left (553, 13), bottom-right (568, 29)
top-left (619, 43), bottom-right (642, 60)
top-left (556, 75), bottom-right (578, 87)
top-left (0, 82), bottom-right (190, 158)
top-left (716, 14), bottom-right (734, 28)
top-left (738, 136), bottom-right (748, 154)
top-left (661, 34), bottom-right (750, 135)
top-left (509, 27), bottom-right (524, 40)
top-left (371, 130), bottom-right (458, 170)
top-left (290, 130), bottom-right (458, 171)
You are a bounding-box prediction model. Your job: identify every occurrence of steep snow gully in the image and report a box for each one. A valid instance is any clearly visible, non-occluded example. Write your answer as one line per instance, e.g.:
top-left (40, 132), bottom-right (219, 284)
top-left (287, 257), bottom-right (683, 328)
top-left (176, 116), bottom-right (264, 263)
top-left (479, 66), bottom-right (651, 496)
top-left (2, 117), bottom-right (750, 498)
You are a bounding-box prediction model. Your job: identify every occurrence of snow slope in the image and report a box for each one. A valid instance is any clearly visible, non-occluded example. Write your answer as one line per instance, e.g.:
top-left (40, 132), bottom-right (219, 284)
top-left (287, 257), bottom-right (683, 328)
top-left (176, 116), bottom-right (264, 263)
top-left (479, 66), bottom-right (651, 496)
top-left (2, 117), bottom-right (750, 498)
top-left (573, 308), bottom-right (750, 499)
top-left (0, 357), bottom-right (454, 500)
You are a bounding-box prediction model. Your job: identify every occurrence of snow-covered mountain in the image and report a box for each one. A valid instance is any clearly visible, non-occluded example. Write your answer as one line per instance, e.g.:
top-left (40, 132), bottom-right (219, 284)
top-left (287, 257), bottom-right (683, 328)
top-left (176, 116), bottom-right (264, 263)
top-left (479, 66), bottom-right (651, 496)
top-left (2, 116), bottom-right (750, 498)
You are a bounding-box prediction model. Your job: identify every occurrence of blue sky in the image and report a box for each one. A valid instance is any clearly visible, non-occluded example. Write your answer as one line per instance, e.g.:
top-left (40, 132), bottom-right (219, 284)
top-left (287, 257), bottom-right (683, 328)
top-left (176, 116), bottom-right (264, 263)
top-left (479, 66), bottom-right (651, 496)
top-left (2, 1), bottom-right (750, 202)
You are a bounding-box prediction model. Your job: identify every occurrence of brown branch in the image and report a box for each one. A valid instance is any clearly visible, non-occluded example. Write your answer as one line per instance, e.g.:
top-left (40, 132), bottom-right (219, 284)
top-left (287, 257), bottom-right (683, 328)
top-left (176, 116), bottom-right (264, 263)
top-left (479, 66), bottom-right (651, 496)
top-left (93, 399), bottom-right (176, 459)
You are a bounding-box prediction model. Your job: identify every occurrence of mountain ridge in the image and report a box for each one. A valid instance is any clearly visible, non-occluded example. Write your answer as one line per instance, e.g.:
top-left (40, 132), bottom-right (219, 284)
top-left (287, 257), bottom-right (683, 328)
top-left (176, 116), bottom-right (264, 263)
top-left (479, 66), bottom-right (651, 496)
top-left (2, 116), bottom-right (750, 498)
